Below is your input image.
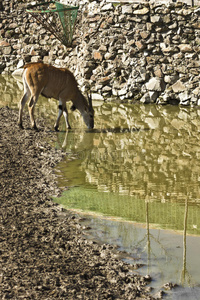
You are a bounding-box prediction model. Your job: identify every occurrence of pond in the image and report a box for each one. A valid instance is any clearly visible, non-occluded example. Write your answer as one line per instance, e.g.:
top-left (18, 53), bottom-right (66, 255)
top-left (53, 101), bottom-right (200, 299)
top-left (1, 74), bottom-right (200, 299)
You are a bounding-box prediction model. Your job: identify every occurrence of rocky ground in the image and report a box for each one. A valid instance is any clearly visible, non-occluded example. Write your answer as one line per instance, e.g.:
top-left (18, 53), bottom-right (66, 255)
top-left (0, 106), bottom-right (158, 299)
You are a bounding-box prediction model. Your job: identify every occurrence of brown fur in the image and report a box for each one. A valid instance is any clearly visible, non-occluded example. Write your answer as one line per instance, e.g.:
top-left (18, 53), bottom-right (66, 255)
top-left (18, 63), bottom-right (94, 130)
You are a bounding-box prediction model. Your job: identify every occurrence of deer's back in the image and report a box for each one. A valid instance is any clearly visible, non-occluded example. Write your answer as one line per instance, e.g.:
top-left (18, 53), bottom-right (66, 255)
top-left (24, 63), bottom-right (78, 100)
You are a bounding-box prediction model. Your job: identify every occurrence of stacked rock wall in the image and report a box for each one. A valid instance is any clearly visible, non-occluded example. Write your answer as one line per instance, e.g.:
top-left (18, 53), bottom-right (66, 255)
top-left (1, 0), bottom-right (200, 105)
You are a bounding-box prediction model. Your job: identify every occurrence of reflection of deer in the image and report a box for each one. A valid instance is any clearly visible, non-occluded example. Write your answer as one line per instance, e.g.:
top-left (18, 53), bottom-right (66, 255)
top-left (131, 198), bottom-right (169, 273)
top-left (18, 62), bottom-right (94, 130)
top-left (181, 197), bottom-right (192, 286)
top-left (141, 196), bottom-right (193, 289)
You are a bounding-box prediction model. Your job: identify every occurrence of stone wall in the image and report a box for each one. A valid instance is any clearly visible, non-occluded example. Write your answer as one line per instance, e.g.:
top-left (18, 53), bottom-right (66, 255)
top-left (1, 0), bottom-right (200, 105)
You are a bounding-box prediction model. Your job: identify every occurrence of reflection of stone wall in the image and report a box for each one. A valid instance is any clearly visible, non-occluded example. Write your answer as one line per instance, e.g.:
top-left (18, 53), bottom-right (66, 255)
top-left (0, 76), bottom-right (22, 109)
top-left (0, 75), bottom-right (58, 126)
top-left (62, 103), bottom-right (200, 204)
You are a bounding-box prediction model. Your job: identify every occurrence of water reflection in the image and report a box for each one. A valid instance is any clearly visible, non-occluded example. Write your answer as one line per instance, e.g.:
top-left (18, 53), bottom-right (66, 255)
top-left (77, 197), bottom-right (200, 298)
top-left (142, 196), bottom-right (194, 288)
top-left (181, 197), bottom-right (190, 287)
top-left (54, 102), bottom-right (200, 296)
top-left (0, 74), bottom-right (59, 125)
top-left (0, 75), bottom-right (23, 110)
top-left (55, 102), bottom-right (200, 234)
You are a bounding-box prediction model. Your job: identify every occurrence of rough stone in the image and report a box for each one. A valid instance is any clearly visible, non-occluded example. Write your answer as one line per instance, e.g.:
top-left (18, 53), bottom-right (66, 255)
top-left (0, 40), bottom-right (10, 47)
top-left (2, 44), bottom-right (12, 54)
top-left (172, 80), bottom-right (186, 93)
top-left (164, 75), bottom-right (179, 84)
top-left (93, 51), bottom-right (103, 61)
top-left (179, 90), bottom-right (191, 103)
top-left (101, 3), bottom-right (113, 12)
top-left (178, 44), bottom-right (193, 53)
top-left (150, 15), bottom-right (162, 23)
top-left (16, 59), bottom-right (24, 69)
top-left (121, 5), bottom-right (132, 15)
top-left (135, 40), bottom-right (145, 50)
top-left (133, 7), bottom-right (149, 15)
top-left (146, 77), bottom-right (165, 92)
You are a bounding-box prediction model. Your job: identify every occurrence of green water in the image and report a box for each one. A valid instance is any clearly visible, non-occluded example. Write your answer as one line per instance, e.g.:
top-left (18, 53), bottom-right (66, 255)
top-left (56, 186), bottom-right (200, 235)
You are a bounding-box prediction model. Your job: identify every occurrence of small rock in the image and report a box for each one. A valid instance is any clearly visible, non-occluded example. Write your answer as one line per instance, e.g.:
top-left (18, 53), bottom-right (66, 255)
top-left (98, 76), bottom-right (111, 85)
top-left (91, 93), bottom-right (104, 101)
top-left (122, 6), bottom-right (132, 15)
top-left (140, 31), bottom-right (150, 39)
top-left (101, 3), bottom-right (113, 12)
top-left (163, 282), bottom-right (178, 290)
top-left (140, 92), bottom-right (150, 104)
top-left (164, 74), bottom-right (179, 84)
top-left (146, 77), bottom-right (165, 92)
top-left (17, 59), bottom-right (24, 69)
top-left (135, 41), bottom-right (145, 51)
top-left (154, 290), bottom-right (165, 299)
top-left (93, 51), bottom-right (103, 61)
top-left (178, 44), bottom-right (193, 53)
top-left (0, 40), bottom-right (10, 47)
top-left (118, 88), bottom-right (128, 96)
top-left (133, 7), bottom-right (149, 15)
top-left (179, 90), bottom-right (190, 102)
top-left (172, 80), bottom-right (186, 93)
top-left (150, 15), bottom-right (162, 23)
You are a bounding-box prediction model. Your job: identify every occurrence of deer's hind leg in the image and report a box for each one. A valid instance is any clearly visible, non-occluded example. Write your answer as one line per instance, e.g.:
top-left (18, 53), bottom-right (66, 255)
top-left (18, 79), bottom-right (31, 129)
top-left (28, 92), bottom-right (40, 130)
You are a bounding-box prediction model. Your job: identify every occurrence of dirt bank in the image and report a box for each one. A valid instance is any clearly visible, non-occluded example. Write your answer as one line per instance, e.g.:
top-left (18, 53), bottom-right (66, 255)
top-left (0, 106), bottom-right (156, 299)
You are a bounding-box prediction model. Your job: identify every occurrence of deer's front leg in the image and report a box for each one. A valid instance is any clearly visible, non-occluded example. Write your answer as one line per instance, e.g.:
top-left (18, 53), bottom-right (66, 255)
top-left (28, 95), bottom-right (38, 130)
top-left (54, 100), bottom-right (71, 131)
top-left (63, 103), bottom-right (71, 130)
top-left (54, 100), bottom-right (63, 131)
top-left (18, 91), bottom-right (30, 129)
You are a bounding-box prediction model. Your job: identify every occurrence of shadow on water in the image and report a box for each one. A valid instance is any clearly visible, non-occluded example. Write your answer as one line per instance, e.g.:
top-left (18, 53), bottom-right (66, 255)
top-left (59, 127), bottom-right (143, 134)
top-left (86, 127), bottom-right (144, 133)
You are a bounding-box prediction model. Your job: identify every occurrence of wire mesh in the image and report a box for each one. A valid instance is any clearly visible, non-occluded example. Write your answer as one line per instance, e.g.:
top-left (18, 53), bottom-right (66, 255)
top-left (26, 1), bottom-right (79, 46)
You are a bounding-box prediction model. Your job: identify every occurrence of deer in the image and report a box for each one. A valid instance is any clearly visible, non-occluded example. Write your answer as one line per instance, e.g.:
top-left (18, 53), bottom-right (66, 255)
top-left (18, 62), bottom-right (94, 131)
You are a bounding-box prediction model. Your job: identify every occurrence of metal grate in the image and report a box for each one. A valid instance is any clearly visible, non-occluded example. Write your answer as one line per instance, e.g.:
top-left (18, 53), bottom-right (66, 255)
top-left (26, 1), bottom-right (79, 46)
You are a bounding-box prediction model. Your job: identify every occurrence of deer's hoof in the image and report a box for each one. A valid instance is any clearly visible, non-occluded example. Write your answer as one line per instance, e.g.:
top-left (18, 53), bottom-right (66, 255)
top-left (18, 123), bottom-right (24, 129)
top-left (32, 125), bottom-right (38, 131)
